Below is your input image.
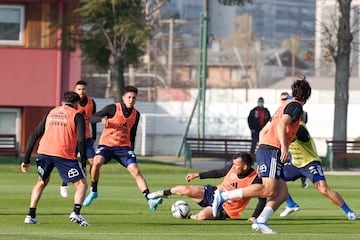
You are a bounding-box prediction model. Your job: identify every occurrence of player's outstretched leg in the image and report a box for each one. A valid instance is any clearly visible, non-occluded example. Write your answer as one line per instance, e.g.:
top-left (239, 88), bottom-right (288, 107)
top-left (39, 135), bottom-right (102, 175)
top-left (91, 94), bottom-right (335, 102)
top-left (147, 190), bottom-right (171, 199)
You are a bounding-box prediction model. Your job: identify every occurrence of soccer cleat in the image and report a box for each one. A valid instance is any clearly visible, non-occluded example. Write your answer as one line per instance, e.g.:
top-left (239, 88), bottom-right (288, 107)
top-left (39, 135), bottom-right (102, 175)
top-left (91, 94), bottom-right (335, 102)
top-left (69, 212), bottom-right (90, 226)
top-left (60, 185), bottom-right (69, 198)
top-left (347, 211), bottom-right (358, 220)
top-left (301, 177), bottom-right (309, 189)
top-left (280, 206), bottom-right (300, 217)
top-left (83, 191), bottom-right (98, 206)
top-left (147, 190), bottom-right (169, 199)
top-left (251, 220), bottom-right (277, 234)
top-left (212, 189), bottom-right (225, 217)
top-left (24, 215), bottom-right (40, 224)
top-left (147, 197), bottom-right (163, 211)
top-left (189, 214), bottom-right (198, 220)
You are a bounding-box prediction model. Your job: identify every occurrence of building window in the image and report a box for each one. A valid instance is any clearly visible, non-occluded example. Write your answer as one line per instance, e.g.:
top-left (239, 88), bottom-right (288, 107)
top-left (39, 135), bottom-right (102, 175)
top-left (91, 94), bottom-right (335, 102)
top-left (0, 5), bottom-right (24, 45)
top-left (0, 108), bottom-right (20, 136)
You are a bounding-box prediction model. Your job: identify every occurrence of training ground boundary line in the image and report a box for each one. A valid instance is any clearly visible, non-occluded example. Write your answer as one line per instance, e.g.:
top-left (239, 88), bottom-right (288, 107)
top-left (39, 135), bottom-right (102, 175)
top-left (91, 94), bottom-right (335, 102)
top-left (1, 232), bottom-right (360, 236)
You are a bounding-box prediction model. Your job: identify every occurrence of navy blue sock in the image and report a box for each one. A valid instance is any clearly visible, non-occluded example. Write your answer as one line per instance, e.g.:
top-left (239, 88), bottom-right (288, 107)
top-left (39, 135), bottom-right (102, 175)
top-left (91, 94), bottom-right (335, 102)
top-left (285, 194), bottom-right (299, 208)
top-left (340, 202), bottom-right (352, 214)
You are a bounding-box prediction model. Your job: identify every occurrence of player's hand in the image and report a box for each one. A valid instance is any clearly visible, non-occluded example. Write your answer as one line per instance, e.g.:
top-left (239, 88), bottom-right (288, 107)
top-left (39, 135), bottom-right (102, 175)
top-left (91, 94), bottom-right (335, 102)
top-left (247, 217), bottom-right (256, 222)
top-left (280, 146), bottom-right (289, 163)
top-left (21, 162), bottom-right (29, 173)
top-left (185, 173), bottom-right (199, 182)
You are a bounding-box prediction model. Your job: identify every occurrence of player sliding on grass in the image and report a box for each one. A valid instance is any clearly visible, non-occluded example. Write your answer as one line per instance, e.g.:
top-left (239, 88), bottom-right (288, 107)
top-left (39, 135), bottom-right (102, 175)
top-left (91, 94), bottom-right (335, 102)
top-left (83, 86), bottom-right (162, 210)
top-left (148, 152), bottom-right (266, 221)
top-left (280, 114), bottom-right (357, 220)
top-left (212, 77), bottom-right (312, 234)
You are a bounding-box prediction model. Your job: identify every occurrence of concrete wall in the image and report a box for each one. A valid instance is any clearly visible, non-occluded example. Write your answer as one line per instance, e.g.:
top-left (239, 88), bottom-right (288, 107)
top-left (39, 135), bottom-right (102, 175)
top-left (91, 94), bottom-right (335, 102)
top-left (94, 88), bottom-right (360, 157)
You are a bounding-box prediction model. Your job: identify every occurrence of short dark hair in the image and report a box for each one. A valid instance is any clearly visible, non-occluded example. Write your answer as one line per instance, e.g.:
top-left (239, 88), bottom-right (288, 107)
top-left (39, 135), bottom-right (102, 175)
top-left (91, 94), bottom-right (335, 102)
top-left (124, 85), bottom-right (138, 95)
top-left (75, 80), bottom-right (87, 86)
top-left (232, 152), bottom-right (253, 166)
top-left (63, 91), bottom-right (80, 103)
top-left (291, 76), bottom-right (311, 103)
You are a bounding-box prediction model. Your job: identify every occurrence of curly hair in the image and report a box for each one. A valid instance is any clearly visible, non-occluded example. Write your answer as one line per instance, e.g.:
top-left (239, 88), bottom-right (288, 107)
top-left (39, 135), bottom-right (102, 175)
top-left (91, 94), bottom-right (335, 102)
top-left (291, 76), bottom-right (312, 103)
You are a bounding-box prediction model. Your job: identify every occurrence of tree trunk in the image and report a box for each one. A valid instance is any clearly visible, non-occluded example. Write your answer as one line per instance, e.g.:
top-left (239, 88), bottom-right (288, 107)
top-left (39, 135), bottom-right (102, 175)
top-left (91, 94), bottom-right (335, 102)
top-left (333, 0), bottom-right (352, 169)
top-left (110, 62), bottom-right (126, 103)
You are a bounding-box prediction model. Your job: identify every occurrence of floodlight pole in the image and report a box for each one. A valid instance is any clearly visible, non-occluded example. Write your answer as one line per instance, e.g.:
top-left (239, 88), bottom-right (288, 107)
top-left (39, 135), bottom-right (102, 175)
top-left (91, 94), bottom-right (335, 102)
top-left (198, 1), bottom-right (209, 139)
top-left (177, 0), bottom-right (209, 158)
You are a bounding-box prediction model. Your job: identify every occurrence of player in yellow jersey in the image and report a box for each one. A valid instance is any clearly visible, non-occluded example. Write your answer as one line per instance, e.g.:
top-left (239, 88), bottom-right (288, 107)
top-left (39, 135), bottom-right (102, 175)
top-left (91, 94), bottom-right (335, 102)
top-left (280, 114), bottom-right (357, 220)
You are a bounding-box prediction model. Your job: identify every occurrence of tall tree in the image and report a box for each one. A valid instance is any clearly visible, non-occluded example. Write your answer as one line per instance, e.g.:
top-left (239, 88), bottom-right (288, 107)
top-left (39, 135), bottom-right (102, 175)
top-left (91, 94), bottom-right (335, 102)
top-left (320, 1), bottom-right (353, 168)
top-left (76, 0), bottom-right (251, 101)
top-left (333, 0), bottom-right (352, 142)
top-left (77, 0), bottom-right (154, 101)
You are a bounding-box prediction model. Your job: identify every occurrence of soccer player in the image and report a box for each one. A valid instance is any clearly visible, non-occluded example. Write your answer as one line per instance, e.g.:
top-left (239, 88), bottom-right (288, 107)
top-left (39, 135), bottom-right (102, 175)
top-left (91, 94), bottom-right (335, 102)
top-left (279, 114), bottom-right (357, 220)
top-left (83, 85), bottom-right (163, 210)
top-left (60, 80), bottom-right (97, 198)
top-left (281, 91), bottom-right (309, 189)
top-left (148, 152), bottom-right (266, 221)
top-left (212, 77), bottom-right (312, 234)
top-left (21, 91), bottom-right (89, 226)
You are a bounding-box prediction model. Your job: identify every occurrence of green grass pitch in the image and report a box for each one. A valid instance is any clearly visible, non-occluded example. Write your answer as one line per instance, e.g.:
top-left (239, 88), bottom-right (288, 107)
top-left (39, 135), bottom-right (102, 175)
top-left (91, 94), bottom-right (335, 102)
top-left (0, 157), bottom-right (359, 240)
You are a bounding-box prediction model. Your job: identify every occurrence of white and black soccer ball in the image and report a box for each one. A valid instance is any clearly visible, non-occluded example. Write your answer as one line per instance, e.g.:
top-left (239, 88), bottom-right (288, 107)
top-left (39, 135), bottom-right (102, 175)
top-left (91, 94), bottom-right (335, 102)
top-left (171, 200), bottom-right (190, 219)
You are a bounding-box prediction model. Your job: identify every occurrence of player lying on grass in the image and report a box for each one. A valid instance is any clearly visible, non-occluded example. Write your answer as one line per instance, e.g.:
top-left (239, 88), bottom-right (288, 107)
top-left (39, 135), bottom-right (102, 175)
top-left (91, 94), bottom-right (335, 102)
top-left (148, 152), bottom-right (266, 220)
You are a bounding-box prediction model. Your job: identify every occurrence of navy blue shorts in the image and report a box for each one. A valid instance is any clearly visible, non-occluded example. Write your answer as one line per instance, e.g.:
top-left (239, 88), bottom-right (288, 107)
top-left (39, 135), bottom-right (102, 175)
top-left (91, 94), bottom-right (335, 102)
top-left (198, 185), bottom-right (227, 219)
top-left (283, 160), bottom-right (325, 183)
top-left (256, 147), bottom-right (283, 180)
top-left (36, 154), bottom-right (86, 183)
top-left (198, 185), bottom-right (216, 207)
top-left (95, 145), bottom-right (137, 167)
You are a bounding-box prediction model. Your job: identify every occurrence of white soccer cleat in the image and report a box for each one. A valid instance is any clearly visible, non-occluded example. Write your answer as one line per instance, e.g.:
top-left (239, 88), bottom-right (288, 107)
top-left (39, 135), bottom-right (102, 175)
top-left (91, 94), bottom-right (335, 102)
top-left (347, 211), bottom-right (358, 220)
top-left (212, 189), bottom-right (224, 217)
top-left (280, 206), bottom-right (300, 217)
top-left (251, 220), bottom-right (277, 234)
top-left (69, 212), bottom-right (90, 226)
top-left (147, 190), bottom-right (167, 199)
top-left (24, 215), bottom-right (40, 224)
top-left (60, 185), bottom-right (69, 198)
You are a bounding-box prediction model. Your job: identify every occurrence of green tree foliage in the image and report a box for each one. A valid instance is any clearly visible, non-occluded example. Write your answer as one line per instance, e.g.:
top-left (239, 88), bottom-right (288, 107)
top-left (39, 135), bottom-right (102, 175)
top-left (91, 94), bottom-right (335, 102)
top-left (77, 0), bottom-right (152, 100)
top-left (76, 0), bottom-right (251, 100)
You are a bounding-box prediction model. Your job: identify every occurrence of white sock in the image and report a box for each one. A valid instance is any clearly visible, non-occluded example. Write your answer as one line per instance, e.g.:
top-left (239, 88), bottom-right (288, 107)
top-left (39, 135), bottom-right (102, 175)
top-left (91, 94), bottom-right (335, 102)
top-left (256, 206), bottom-right (274, 223)
top-left (222, 188), bottom-right (243, 200)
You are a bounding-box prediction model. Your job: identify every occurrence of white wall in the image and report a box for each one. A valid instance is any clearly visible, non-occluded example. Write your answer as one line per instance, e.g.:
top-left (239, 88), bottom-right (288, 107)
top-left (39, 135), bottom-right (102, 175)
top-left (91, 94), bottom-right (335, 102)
top-left (94, 88), bottom-right (360, 157)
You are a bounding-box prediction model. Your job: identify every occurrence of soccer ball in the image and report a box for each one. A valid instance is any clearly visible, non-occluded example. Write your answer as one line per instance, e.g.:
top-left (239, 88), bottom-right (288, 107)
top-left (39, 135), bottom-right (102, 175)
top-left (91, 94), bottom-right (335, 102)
top-left (171, 200), bottom-right (190, 219)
